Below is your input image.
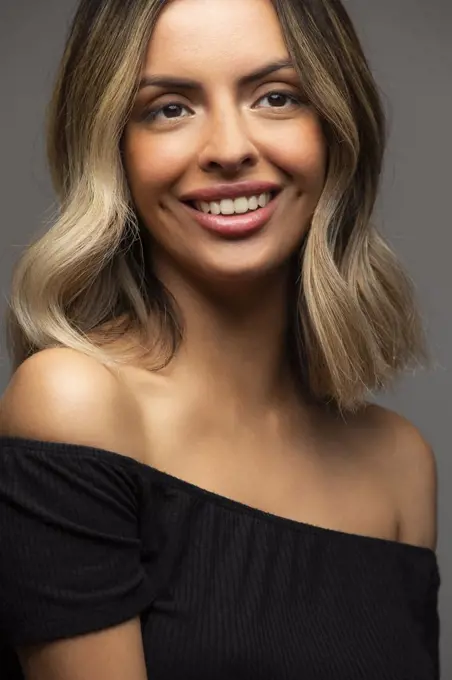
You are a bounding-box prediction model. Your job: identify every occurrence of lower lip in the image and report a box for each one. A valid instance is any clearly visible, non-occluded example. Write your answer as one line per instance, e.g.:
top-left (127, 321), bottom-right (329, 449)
top-left (180, 193), bottom-right (280, 238)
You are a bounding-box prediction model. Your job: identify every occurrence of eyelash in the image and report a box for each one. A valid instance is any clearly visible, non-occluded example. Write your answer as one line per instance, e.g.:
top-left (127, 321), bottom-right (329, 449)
top-left (142, 90), bottom-right (305, 124)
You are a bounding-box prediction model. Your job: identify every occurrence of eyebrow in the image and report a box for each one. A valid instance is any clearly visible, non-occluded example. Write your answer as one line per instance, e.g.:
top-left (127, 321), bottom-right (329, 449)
top-left (138, 58), bottom-right (295, 91)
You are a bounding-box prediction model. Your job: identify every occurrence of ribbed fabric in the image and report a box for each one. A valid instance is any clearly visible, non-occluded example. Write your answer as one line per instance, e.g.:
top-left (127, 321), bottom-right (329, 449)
top-left (0, 437), bottom-right (440, 680)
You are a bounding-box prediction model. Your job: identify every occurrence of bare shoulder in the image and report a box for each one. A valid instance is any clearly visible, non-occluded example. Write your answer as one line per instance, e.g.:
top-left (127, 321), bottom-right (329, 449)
top-left (0, 348), bottom-right (145, 461)
top-left (360, 403), bottom-right (438, 551)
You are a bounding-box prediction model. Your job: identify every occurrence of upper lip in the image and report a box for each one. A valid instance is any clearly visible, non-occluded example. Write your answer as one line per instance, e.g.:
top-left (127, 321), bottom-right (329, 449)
top-left (179, 181), bottom-right (282, 203)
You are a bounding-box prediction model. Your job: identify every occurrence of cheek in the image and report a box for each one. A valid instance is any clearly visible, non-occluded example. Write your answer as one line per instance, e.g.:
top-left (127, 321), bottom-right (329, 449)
top-left (123, 129), bottom-right (192, 199)
top-left (268, 118), bottom-right (327, 193)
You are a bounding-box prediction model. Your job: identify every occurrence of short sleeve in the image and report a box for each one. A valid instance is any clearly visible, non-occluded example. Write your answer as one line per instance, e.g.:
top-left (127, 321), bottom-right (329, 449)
top-left (424, 557), bottom-right (441, 679)
top-left (0, 437), bottom-right (155, 646)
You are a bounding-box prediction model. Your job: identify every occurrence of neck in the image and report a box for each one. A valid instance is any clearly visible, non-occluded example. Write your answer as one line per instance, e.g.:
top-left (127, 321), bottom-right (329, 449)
top-left (152, 261), bottom-right (302, 415)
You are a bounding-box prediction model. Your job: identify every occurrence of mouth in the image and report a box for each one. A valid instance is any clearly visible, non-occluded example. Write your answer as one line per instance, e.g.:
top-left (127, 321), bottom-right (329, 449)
top-left (178, 188), bottom-right (282, 239)
top-left (182, 189), bottom-right (281, 216)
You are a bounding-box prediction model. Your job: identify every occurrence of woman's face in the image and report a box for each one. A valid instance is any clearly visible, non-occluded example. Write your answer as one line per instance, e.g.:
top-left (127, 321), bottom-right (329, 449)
top-left (123, 0), bottom-right (327, 286)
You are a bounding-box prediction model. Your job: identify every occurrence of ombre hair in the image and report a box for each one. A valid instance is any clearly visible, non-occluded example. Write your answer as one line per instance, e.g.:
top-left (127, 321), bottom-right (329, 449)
top-left (3, 0), bottom-right (428, 412)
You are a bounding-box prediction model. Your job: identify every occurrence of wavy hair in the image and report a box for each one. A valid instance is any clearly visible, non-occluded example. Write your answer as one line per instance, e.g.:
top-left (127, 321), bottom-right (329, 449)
top-left (3, 0), bottom-right (428, 412)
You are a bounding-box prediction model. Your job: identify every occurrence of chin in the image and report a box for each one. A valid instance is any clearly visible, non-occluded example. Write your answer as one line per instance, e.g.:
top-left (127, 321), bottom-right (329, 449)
top-left (182, 246), bottom-right (296, 291)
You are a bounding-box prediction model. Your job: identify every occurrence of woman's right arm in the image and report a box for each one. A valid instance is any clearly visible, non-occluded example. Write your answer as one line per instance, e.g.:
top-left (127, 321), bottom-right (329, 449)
top-left (0, 348), bottom-right (150, 680)
top-left (17, 618), bottom-right (148, 680)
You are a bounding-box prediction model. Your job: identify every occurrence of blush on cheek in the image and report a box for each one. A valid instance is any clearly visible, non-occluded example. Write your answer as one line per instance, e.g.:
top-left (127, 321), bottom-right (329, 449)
top-left (126, 141), bottom-right (191, 196)
top-left (290, 139), bottom-right (326, 190)
top-left (274, 148), bottom-right (326, 193)
top-left (129, 123), bottom-right (197, 166)
top-left (266, 115), bottom-right (327, 190)
top-left (124, 161), bottom-right (166, 201)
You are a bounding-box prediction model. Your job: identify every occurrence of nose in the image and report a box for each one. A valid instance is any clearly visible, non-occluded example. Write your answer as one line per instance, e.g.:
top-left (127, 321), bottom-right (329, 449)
top-left (198, 103), bottom-right (258, 175)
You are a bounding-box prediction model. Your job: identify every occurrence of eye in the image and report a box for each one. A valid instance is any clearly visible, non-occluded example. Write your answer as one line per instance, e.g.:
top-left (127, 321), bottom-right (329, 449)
top-left (142, 102), bottom-right (193, 124)
top-left (254, 90), bottom-right (303, 110)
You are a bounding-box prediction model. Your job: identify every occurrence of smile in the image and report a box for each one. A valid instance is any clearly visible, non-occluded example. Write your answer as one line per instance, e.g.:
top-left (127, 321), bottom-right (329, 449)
top-left (180, 190), bottom-right (281, 239)
top-left (189, 192), bottom-right (278, 216)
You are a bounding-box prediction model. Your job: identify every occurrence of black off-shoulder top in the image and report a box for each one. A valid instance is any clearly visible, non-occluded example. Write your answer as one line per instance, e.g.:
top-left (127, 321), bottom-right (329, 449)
top-left (0, 437), bottom-right (441, 679)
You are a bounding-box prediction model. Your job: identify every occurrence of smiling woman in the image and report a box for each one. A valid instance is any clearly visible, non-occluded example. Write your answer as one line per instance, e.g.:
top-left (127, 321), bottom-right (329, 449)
top-left (122, 3), bottom-right (328, 296)
top-left (0, 0), bottom-right (440, 679)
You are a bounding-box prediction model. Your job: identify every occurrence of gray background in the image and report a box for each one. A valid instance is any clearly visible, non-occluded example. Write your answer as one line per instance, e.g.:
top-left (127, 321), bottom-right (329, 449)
top-left (0, 0), bottom-right (450, 673)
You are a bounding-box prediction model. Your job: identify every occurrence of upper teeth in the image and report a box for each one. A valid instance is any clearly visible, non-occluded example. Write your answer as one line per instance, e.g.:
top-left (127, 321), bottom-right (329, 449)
top-left (196, 193), bottom-right (273, 215)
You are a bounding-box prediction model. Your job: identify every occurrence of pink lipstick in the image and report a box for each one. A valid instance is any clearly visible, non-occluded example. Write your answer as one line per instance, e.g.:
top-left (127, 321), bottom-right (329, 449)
top-left (179, 181), bottom-right (281, 238)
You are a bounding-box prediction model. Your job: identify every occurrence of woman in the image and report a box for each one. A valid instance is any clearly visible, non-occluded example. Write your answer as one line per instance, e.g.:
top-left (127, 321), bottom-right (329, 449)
top-left (0, 0), bottom-right (440, 678)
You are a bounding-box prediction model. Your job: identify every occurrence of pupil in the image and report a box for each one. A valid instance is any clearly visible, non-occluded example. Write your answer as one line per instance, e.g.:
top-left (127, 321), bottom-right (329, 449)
top-left (165, 104), bottom-right (181, 117)
top-left (269, 93), bottom-right (285, 107)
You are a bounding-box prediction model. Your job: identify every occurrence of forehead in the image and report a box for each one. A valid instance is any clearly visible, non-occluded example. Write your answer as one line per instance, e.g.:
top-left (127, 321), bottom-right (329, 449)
top-left (144, 0), bottom-right (288, 75)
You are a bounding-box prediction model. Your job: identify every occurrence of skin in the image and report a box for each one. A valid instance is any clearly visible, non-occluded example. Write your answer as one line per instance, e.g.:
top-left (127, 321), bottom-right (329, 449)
top-left (124, 0), bottom-right (327, 287)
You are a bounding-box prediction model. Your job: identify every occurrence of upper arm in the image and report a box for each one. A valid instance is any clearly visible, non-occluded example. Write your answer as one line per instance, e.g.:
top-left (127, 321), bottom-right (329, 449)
top-left (0, 348), bottom-right (148, 680)
top-left (383, 408), bottom-right (438, 551)
top-left (18, 618), bottom-right (148, 680)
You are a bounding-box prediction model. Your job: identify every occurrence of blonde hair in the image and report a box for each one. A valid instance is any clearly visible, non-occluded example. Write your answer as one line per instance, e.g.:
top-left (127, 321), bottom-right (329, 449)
top-left (3, 0), bottom-right (428, 412)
